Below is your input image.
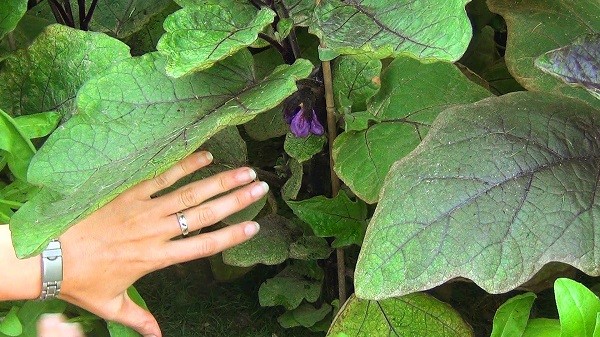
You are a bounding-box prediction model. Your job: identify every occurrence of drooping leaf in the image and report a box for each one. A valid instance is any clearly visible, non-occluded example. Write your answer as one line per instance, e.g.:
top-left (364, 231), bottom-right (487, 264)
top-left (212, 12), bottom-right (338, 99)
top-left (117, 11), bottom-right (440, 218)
top-left (287, 190), bottom-right (367, 247)
top-left (327, 293), bottom-right (473, 337)
top-left (278, 303), bottom-right (332, 328)
top-left (487, 0), bottom-right (600, 108)
top-left (157, 0), bottom-right (276, 77)
top-left (333, 55), bottom-right (381, 114)
top-left (490, 293), bottom-right (536, 337)
top-left (355, 92), bottom-right (600, 299)
top-left (0, 306), bottom-right (22, 336)
top-left (310, 0), bottom-right (472, 62)
top-left (284, 132), bottom-right (325, 163)
top-left (535, 33), bottom-right (600, 99)
top-left (259, 261), bottom-right (323, 310)
top-left (13, 111), bottom-right (61, 139)
top-left (222, 214), bottom-right (293, 267)
top-left (0, 24), bottom-right (131, 118)
top-left (289, 235), bottom-right (333, 260)
top-left (333, 57), bottom-right (492, 203)
top-left (10, 52), bottom-right (312, 257)
top-left (0, 0), bottom-right (27, 40)
top-left (0, 108), bottom-right (35, 181)
top-left (522, 319), bottom-right (561, 337)
top-left (107, 286), bottom-right (148, 337)
top-left (282, 158), bottom-right (303, 200)
top-left (555, 278), bottom-right (600, 337)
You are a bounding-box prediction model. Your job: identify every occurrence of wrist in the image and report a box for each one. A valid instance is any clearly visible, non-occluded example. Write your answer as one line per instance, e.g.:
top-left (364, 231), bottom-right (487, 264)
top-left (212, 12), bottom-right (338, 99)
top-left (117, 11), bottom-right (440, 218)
top-left (0, 225), bottom-right (42, 300)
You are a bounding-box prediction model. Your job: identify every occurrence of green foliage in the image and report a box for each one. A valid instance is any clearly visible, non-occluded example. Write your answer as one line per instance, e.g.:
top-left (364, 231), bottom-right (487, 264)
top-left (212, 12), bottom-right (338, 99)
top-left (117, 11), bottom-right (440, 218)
top-left (327, 293), bottom-right (473, 336)
top-left (0, 0), bottom-right (27, 40)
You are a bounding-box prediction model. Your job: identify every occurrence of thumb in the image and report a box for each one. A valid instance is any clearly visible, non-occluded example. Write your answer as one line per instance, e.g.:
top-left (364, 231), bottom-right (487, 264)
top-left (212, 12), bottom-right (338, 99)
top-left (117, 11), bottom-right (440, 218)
top-left (112, 294), bottom-right (161, 337)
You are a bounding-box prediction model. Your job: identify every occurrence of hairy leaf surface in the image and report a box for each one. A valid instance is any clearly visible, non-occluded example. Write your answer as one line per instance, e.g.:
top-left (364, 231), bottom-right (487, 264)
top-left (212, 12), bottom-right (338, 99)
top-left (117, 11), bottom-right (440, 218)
top-left (333, 57), bottom-right (492, 203)
top-left (157, 0), bottom-right (275, 77)
top-left (10, 52), bottom-right (312, 257)
top-left (310, 0), bottom-right (472, 62)
top-left (327, 293), bottom-right (473, 336)
top-left (535, 33), bottom-right (600, 100)
top-left (487, 0), bottom-right (600, 108)
top-left (355, 92), bottom-right (600, 299)
top-left (0, 24), bottom-right (130, 118)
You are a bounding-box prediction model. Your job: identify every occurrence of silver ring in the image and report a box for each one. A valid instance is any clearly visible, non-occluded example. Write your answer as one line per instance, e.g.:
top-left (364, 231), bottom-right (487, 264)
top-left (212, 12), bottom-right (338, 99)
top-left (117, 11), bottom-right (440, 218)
top-left (176, 211), bottom-right (189, 236)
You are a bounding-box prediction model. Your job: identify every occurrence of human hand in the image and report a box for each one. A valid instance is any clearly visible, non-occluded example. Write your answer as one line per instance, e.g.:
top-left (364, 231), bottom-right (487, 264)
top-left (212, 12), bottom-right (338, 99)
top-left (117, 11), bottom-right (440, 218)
top-left (57, 151), bottom-right (266, 337)
top-left (37, 314), bottom-right (84, 337)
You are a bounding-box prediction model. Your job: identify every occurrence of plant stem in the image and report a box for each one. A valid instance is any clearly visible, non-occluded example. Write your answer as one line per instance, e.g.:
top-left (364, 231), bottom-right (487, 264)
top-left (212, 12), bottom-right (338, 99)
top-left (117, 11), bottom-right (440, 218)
top-left (275, 2), bottom-right (300, 60)
top-left (82, 0), bottom-right (98, 30)
top-left (321, 59), bottom-right (346, 304)
top-left (62, 0), bottom-right (75, 27)
top-left (0, 199), bottom-right (23, 208)
top-left (77, 0), bottom-right (86, 28)
top-left (258, 33), bottom-right (295, 64)
top-left (48, 0), bottom-right (67, 25)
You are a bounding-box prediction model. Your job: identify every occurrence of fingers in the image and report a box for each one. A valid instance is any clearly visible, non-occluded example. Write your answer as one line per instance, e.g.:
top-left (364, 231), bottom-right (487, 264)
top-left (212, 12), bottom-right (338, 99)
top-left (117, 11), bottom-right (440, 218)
top-left (133, 151), bottom-right (213, 198)
top-left (165, 221), bottom-right (260, 264)
top-left (37, 314), bottom-right (84, 337)
top-left (155, 166), bottom-right (258, 216)
top-left (112, 295), bottom-right (161, 337)
top-left (167, 181), bottom-right (269, 237)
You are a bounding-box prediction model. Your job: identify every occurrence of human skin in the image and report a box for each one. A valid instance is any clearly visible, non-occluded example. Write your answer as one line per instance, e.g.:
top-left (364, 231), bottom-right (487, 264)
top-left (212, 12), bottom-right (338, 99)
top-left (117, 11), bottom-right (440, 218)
top-left (0, 151), bottom-right (268, 337)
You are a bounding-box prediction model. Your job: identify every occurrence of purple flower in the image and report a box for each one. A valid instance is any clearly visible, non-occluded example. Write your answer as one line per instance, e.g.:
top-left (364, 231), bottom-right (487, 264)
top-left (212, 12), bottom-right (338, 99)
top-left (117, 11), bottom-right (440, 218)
top-left (285, 106), bottom-right (325, 138)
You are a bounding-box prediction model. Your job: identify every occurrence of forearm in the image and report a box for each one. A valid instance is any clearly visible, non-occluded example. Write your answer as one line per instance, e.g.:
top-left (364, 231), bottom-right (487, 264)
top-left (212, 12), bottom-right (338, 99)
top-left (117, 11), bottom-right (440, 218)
top-left (0, 225), bottom-right (41, 300)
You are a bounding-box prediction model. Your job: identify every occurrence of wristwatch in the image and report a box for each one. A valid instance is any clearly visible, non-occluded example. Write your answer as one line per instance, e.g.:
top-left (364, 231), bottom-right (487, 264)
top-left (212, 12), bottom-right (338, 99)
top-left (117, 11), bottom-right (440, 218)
top-left (39, 239), bottom-right (62, 300)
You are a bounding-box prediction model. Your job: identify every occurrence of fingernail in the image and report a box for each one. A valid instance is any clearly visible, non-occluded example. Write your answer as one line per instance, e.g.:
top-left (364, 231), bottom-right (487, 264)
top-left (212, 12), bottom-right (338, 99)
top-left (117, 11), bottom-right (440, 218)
top-left (237, 168), bottom-right (256, 182)
top-left (244, 222), bottom-right (260, 236)
top-left (202, 152), bottom-right (213, 162)
top-left (250, 181), bottom-right (269, 197)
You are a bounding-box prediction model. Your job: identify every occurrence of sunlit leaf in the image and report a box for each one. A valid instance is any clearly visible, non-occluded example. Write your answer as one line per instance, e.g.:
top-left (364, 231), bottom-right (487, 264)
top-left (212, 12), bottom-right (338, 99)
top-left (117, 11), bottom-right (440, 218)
top-left (522, 319), bottom-right (560, 337)
top-left (13, 111), bottom-right (61, 139)
top-left (535, 33), bottom-right (600, 99)
top-left (157, 0), bottom-right (276, 77)
top-left (327, 293), bottom-right (473, 337)
top-left (355, 92), bottom-right (600, 299)
top-left (0, 24), bottom-right (131, 118)
top-left (333, 57), bottom-right (492, 203)
top-left (487, 0), bottom-right (600, 108)
top-left (287, 190), bottom-right (367, 247)
top-left (555, 278), bottom-right (600, 337)
top-left (490, 293), bottom-right (536, 337)
top-left (310, 0), bottom-right (472, 62)
top-left (0, 108), bottom-right (35, 181)
top-left (10, 52), bottom-right (312, 257)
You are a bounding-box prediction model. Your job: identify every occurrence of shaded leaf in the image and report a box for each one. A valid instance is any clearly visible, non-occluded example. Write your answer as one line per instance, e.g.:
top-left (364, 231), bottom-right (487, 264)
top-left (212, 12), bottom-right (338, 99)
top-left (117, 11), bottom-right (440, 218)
top-left (310, 0), bottom-right (472, 62)
top-left (244, 104), bottom-right (289, 141)
top-left (0, 108), bottom-right (35, 181)
top-left (459, 26), bottom-right (500, 75)
top-left (0, 0), bottom-right (27, 39)
top-left (487, 0), bottom-right (600, 108)
top-left (0, 14), bottom-right (50, 61)
top-left (522, 319), bottom-right (560, 337)
top-left (0, 24), bottom-right (131, 118)
top-left (287, 190), bottom-right (367, 247)
top-left (355, 92), bottom-right (600, 299)
top-left (223, 214), bottom-right (293, 267)
top-left (284, 132), bottom-right (325, 163)
top-left (490, 293), bottom-right (536, 337)
top-left (555, 278), bottom-right (600, 337)
top-left (481, 59), bottom-right (526, 95)
top-left (327, 293), bottom-right (473, 337)
top-left (289, 235), bottom-right (333, 260)
top-left (259, 261), bottom-right (323, 310)
top-left (333, 55), bottom-right (381, 114)
top-left (10, 52), bottom-right (312, 257)
top-left (278, 303), bottom-right (332, 328)
top-left (157, 0), bottom-right (276, 77)
top-left (208, 253), bottom-right (252, 282)
top-left (282, 158), bottom-right (303, 200)
top-left (333, 57), bottom-right (492, 203)
top-left (535, 33), bottom-right (600, 99)
top-left (125, 1), bottom-right (181, 56)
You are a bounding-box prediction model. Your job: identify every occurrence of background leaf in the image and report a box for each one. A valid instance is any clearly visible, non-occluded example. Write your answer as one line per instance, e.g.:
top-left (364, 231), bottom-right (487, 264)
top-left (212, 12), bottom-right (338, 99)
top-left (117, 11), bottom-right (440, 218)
top-left (490, 293), bottom-right (536, 337)
top-left (310, 0), bottom-right (472, 62)
top-left (487, 0), bottom-right (600, 108)
top-left (0, 108), bottom-right (35, 181)
top-left (327, 293), bottom-right (473, 337)
top-left (522, 319), bottom-right (561, 337)
top-left (0, 306), bottom-right (22, 336)
top-left (355, 92), bottom-right (600, 299)
top-left (333, 55), bottom-right (381, 114)
top-left (555, 278), bottom-right (600, 337)
top-left (259, 261), bottom-right (323, 310)
top-left (0, 0), bottom-right (27, 40)
top-left (10, 53), bottom-right (312, 257)
top-left (157, 0), bottom-right (275, 77)
top-left (287, 190), bottom-right (367, 247)
top-left (284, 133), bottom-right (325, 163)
top-left (333, 56), bottom-right (492, 203)
top-left (0, 24), bottom-right (131, 118)
top-left (535, 33), bottom-right (600, 99)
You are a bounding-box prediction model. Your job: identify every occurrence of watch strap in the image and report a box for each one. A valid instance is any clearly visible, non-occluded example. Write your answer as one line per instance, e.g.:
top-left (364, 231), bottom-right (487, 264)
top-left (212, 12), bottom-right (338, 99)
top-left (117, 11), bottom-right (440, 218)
top-left (39, 239), bottom-right (62, 300)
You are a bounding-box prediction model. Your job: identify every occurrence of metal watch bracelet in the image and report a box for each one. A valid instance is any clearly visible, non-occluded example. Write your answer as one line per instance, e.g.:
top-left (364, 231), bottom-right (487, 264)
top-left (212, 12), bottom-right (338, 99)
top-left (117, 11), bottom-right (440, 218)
top-left (39, 239), bottom-right (62, 300)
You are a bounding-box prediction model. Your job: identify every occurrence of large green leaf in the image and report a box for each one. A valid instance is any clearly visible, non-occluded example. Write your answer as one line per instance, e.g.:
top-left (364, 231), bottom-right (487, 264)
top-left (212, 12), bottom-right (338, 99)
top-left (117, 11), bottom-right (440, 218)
top-left (355, 92), bottom-right (600, 299)
top-left (490, 293), bottom-right (536, 337)
top-left (535, 33), bottom-right (600, 100)
top-left (0, 24), bottom-right (131, 118)
top-left (487, 0), bottom-right (600, 108)
top-left (333, 57), bottom-right (492, 204)
top-left (10, 52), bottom-right (312, 257)
top-left (0, 0), bottom-right (27, 40)
top-left (0, 108), bottom-right (35, 181)
top-left (157, 0), bottom-right (276, 77)
top-left (310, 0), bottom-right (472, 62)
top-left (287, 190), bottom-right (367, 248)
top-left (555, 278), bottom-right (600, 337)
top-left (327, 293), bottom-right (473, 337)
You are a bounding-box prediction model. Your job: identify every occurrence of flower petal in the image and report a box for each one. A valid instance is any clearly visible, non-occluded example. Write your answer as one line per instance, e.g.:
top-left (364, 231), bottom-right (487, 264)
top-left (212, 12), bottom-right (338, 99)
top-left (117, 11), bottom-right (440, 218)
top-left (291, 110), bottom-right (310, 137)
top-left (285, 106), bottom-right (302, 124)
top-left (309, 109), bottom-right (325, 135)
